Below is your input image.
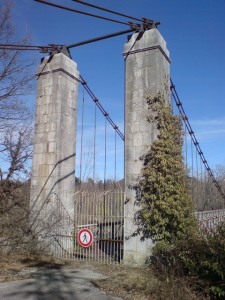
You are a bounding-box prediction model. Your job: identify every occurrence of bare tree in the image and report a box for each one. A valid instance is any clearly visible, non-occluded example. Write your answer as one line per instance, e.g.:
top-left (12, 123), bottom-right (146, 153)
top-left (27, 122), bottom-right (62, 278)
top-left (0, 0), bottom-right (35, 254)
top-left (0, 0), bottom-right (34, 178)
top-left (0, 0), bottom-right (34, 132)
top-left (0, 123), bottom-right (33, 181)
top-left (214, 165), bottom-right (225, 189)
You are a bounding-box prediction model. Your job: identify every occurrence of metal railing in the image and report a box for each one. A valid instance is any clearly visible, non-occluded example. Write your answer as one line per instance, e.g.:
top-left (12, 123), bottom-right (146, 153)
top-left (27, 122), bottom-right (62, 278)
top-left (40, 191), bottom-right (225, 262)
top-left (195, 209), bottom-right (225, 234)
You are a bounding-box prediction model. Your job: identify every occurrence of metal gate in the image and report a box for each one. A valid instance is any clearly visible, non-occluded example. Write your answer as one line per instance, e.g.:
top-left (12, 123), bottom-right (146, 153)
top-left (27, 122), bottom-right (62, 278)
top-left (44, 191), bottom-right (124, 264)
top-left (74, 191), bottom-right (124, 264)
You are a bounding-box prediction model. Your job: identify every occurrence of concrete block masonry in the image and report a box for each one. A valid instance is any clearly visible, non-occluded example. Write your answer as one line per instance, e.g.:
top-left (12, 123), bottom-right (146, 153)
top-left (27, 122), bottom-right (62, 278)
top-left (30, 53), bottom-right (79, 237)
top-left (123, 28), bottom-right (170, 265)
top-left (30, 28), bottom-right (170, 266)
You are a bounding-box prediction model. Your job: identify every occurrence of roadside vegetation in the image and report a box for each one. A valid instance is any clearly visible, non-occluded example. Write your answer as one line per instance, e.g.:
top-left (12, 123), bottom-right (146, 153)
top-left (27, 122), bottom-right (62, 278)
top-left (1, 1), bottom-right (225, 300)
top-left (0, 0), bottom-right (35, 254)
top-left (132, 93), bottom-right (225, 299)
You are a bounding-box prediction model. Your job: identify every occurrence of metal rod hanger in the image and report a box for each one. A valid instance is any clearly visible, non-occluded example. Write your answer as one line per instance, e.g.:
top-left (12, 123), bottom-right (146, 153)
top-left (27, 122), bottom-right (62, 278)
top-left (0, 46), bottom-right (39, 51)
top-left (0, 43), bottom-right (63, 53)
top-left (67, 28), bottom-right (136, 49)
top-left (34, 0), bottom-right (131, 26)
top-left (79, 75), bottom-right (125, 141)
top-left (0, 43), bottom-right (47, 48)
top-left (71, 0), bottom-right (143, 23)
top-left (0, 27), bottom-right (138, 53)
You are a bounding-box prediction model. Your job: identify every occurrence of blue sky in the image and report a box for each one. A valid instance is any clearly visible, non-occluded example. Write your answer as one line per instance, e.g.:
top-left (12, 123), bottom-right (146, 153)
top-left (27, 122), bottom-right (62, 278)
top-left (13, 0), bottom-right (225, 179)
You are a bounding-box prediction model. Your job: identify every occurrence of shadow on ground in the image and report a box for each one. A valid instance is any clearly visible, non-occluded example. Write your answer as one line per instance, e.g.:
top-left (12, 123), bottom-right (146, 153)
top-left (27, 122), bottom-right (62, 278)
top-left (0, 266), bottom-right (120, 300)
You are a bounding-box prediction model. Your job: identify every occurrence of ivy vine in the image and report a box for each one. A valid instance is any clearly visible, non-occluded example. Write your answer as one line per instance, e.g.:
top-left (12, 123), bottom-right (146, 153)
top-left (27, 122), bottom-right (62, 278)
top-left (133, 92), bottom-right (197, 243)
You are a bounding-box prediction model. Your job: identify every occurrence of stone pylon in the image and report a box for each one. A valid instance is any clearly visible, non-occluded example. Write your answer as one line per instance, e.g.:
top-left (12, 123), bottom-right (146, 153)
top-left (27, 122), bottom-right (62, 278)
top-left (123, 28), bottom-right (171, 265)
top-left (30, 51), bottom-right (79, 242)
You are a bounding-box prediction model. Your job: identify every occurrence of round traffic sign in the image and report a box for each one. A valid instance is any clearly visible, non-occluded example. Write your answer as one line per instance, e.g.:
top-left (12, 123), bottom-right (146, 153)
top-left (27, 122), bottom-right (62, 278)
top-left (78, 228), bottom-right (93, 248)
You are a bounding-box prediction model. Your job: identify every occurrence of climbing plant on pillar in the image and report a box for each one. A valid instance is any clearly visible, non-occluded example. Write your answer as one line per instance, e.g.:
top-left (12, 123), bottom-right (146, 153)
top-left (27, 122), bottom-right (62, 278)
top-left (133, 92), bottom-right (197, 244)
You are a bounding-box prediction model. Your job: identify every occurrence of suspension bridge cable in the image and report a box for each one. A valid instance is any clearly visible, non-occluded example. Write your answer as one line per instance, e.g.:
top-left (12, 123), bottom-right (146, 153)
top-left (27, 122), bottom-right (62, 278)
top-left (195, 146), bottom-right (199, 202)
top-left (1, 29), bottom-right (137, 54)
top-left (104, 117), bottom-right (107, 191)
top-left (67, 28), bottom-right (137, 49)
top-left (184, 125), bottom-right (188, 172)
top-left (34, 0), bottom-right (131, 26)
top-left (200, 156), bottom-right (203, 187)
top-left (123, 30), bottom-right (145, 61)
top-left (204, 168), bottom-right (207, 209)
top-left (170, 79), bottom-right (225, 200)
top-left (199, 157), bottom-right (203, 209)
top-left (79, 75), bottom-right (124, 141)
top-left (79, 85), bottom-right (85, 185)
top-left (0, 46), bottom-right (41, 51)
top-left (71, 0), bottom-right (143, 22)
top-left (190, 139), bottom-right (194, 200)
top-left (0, 43), bottom-right (62, 52)
top-left (93, 103), bottom-right (97, 187)
top-left (114, 130), bottom-right (117, 189)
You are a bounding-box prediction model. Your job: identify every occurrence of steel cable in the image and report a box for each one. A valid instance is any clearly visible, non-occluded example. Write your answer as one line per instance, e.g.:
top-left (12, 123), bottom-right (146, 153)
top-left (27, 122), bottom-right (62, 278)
top-left (93, 103), bottom-right (97, 188)
top-left (171, 79), bottom-right (225, 201)
top-left (34, 0), bottom-right (130, 26)
top-left (71, 0), bottom-right (143, 22)
top-left (114, 130), bottom-right (117, 189)
top-left (79, 75), bottom-right (124, 141)
top-left (79, 85), bottom-right (85, 185)
top-left (104, 118), bottom-right (107, 191)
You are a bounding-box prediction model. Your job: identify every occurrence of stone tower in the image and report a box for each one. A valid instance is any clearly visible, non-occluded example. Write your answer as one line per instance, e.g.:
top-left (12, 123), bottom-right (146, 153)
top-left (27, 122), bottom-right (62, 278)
top-left (30, 51), bottom-right (79, 237)
top-left (124, 28), bottom-right (171, 265)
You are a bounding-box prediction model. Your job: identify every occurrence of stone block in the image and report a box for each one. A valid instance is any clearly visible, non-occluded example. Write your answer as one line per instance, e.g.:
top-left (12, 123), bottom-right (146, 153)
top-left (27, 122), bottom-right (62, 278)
top-left (133, 133), bottom-right (142, 147)
top-left (48, 142), bottom-right (56, 153)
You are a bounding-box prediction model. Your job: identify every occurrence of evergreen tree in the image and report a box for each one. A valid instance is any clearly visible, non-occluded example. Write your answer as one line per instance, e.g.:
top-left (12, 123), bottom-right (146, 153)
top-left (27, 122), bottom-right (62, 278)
top-left (134, 93), bottom-right (196, 243)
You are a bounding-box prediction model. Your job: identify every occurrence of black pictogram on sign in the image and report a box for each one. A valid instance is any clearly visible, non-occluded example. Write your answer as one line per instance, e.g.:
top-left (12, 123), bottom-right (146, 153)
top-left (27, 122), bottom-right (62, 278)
top-left (78, 228), bottom-right (93, 247)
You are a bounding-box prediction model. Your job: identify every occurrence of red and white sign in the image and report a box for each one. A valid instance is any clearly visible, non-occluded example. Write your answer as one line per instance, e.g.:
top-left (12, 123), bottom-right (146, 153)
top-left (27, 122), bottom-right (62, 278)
top-left (78, 228), bottom-right (93, 248)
